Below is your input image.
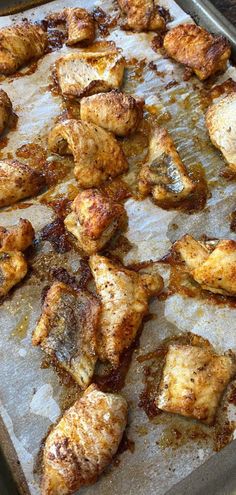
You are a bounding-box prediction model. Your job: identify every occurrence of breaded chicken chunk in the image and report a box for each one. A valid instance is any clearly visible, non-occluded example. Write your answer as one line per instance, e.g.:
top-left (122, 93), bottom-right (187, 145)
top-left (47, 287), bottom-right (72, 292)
top-left (32, 282), bottom-right (100, 388)
top-left (0, 159), bottom-right (44, 208)
top-left (64, 189), bottom-right (127, 255)
top-left (66, 8), bottom-right (95, 45)
top-left (206, 93), bottom-right (236, 171)
top-left (157, 344), bottom-right (236, 424)
top-left (42, 384), bottom-right (127, 495)
top-left (0, 90), bottom-right (14, 135)
top-left (0, 22), bottom-right (48, 75)
top-left (80, 90), bottom-right (144, 136)
top-left (139, 127), bottom-right (195, 206)
top-left (118, 0), bottom-right (166, 32)
top-left (48, 119), bottom-right (128, 188)
top-left (89, 255), bottom-right (163, 366)
top-left (164, 24), bottom-right (231, 80)
top-left (0, 218), bottom-right (35, 252)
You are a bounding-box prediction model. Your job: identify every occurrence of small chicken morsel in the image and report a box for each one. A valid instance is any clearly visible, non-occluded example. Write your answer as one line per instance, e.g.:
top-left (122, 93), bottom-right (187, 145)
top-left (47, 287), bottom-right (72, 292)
top-left (0, 22), bottom-right (48, 75)
top-left (32, 282), bottom-right (100, 388)
top-left (206, 93), bottom-right (236, 171)
top-left (0, 218), bottom-right (35, 252)
top-left (65, 189), bottom-right (127, 255)
top-left (157, 344), bottom-right (236, 424)
top-left (209, 78), bottom-right (236, 101)
top-left (55, 43), bottom-right (125, 98)
top-left (0, 90), bottom-right (15, 135)
top-left (117, 0), bottom-right (166, 32)
top-left (174, 234), bottom-right (236, 296)
top-left (89, 255), bottom-right (163, 367)
top-left (0, 159), bottom-right (44, 208)
top-left (80, 90), bottom-right (144, 136)
top-left (41, 384), bottom-right (127, 495)
top-left (164, 24), bottom-right (231, 80)
top-left (139, 127), bottom-right (195, 206)
top-left (66, 8), bottom-right (95, 45)
top-left (48, 119), bottom-right (128, 188)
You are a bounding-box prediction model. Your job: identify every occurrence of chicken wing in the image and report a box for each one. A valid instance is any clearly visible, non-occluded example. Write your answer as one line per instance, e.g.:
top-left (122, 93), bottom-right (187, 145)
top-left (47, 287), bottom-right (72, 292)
top-left (89, 255), bottom-right (163, 366)
top-left (164, 24), bottom-right (231, 80)
top-left (0, 159), bottom-right (44, 208)
top-left (80, 90), bottom-right (144, 137)
top-left (157, 344), bottom-right (236, 424)
top-left (206, 93), bottom-right (236, 171)
top-left (32, 282), bottom-right (100, 388)
top-left (117, 0), bottom-right (166, 32)
top-left (64, 189), bottom-right (127, 255)
top-left (66, 8), bottom-right (95, 45)
top-left (41, 384), bottom-right (127, 495)
top-left (0, 90), bottom-right (14, 135)
top-left (0, 218), bottom-right (35, 252)
top-left (138, 127), bottom-right (195, 207)
top-left (48, 119), bottom-right (128, 188)
top-left (0, 22), bottom-right (48, 75)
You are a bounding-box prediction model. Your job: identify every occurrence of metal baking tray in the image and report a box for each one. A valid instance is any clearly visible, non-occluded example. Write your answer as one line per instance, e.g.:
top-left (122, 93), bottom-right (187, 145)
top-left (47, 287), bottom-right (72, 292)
top-left (0, 1), bottom-right (236, 495)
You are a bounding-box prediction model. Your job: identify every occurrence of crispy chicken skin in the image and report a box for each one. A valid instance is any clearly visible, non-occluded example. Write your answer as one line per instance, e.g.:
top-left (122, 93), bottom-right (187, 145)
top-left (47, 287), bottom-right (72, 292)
top-left (48, 119), bottom-right (128, 188)
top-left (0, 22), bottom-right (48, 75)
top-left (0, 218), bottom-right (35, 252)
top-left (66, 8), bottom-right (95, 46)
top-left (206, 93), bottom-right (236, 171)
top-left (164, 24), bottom-right (231, 80)
top-left (64, 189), bottom-right (127, 255)
top-left (0, 159), bottom-right (44, 208)
top-left (32, 282), bottom-right (100, 388)
top-left (139, 127), bottom-right (195, 206)
top-left (157, 344), bottom-right (236, 424)
top-left (117, 0), bottom-right (166, 32)
top-left (41, 384), bottom-right (127, 495)
top-left (0, 90), bottom-right (14, 135)
top-left (80, 90), bottom-right (144, 137)
top-left (89, 255), bottom-right (164, 367)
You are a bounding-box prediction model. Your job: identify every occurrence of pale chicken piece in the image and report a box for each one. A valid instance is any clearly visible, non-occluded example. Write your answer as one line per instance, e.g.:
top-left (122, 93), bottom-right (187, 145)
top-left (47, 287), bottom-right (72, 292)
top-left (0, 90), bottom-right (15, 135)
top-left (64, 189), bottom-right (127, 255)
top-left (157, 344), bottom-right (236, 424)
top-left (89, 255), bottom-right (163, 367)
top-left (117, 0), bottom-right (166, 32)
top-left (0, 218), bottom-right (35, 252)
top-left (139, 127), bottom-right (195, 207)
top-left (0, 250), bottom-right (28, 297)
top-left (48, 119), bottom-right (128, 188)
top-left (66, 8), bottom-right (95, 45)
top-left (0, 159), bottom-right (44, 208)
top-left (42, 384), bottom-right (127, 495)
top-left (32, 282), bottom-right (100, 388)
top-left (206, 93), bottom-right (236, 171)
top-left (80, 90), bottom-right (144, 137)
top-left (0, 22), bottom-right (48, 75)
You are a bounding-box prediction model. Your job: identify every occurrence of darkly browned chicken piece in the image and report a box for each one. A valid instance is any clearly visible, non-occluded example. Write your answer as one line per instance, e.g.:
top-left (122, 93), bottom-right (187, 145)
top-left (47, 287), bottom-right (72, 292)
top-left (0, 159), bottom-right (44, 208)
top-left (0, 218), bottom-right (35, 252)
top-left (209, 78), bottom-right (236, 101)
top-left (164, 24), bottom-right (231, 80)
top-left (118, 0), bottom-right (166, 32)
top-left (0, 22), bottom-right (48, 75)
top-left (66, 8), bottom-right (95, 45)
top-left (0, 90), bottom-right (15, 135)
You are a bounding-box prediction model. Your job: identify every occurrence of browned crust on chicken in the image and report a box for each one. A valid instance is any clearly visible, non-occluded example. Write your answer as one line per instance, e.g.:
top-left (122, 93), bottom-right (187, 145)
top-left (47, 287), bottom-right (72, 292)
top-left (0, 89), bottom-right (14, 135)
top-left (0, 250), bottom-right (28, 297)
top-left (66, 8), bottom-right (95, 45)
top-left (0, 218), bottom-right (35, 252)
top-left (209, 78), bottom-right (236, 101)
top-left (118, 0), bottom-right (166, 32)
top-left (0, 159), bottom-right (45, 208)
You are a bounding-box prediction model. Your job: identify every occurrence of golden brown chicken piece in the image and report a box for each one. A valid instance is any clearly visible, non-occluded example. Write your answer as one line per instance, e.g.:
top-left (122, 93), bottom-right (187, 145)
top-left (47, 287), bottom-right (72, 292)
top-left (89, 255), bottom-right (163, 367)
top-left (0, 159), bottom-right (44, 208)
top-left (48, 119), bottom-right (128, 188)
top-left (164, 24), bottom-right (231, 80)
top-left (66, 8), bottom-right (95, 45)
top-left (0, 22), bottom-right (48, 75)
top-left (157, 343), bottom-right (236, 424)
top-left (0, 90), bottom-right (15, 135)
top-left (32, 282), bottom-right (100, 388)
top-left (209, 78), bottom-right (236, 101)
top-left (139, 127), bottom-right (195, 207)
top-left (0, 218), bottom-right (35, 252)
top-left (80, 90), bottom-right (144, 136)
top-left (64, 189), bottom-right (127, 255)
top-left (206, 93), bottom-right (236, 171)
top-left (41, 384), bottom-right (127, 495)
top-left (55, 43), bottom-right (125, 98)
top-left (118, 0), bottom-right (166, 32)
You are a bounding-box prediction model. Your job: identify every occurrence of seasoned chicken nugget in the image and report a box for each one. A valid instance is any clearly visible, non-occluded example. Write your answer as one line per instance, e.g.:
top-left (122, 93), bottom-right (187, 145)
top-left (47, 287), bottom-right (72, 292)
top-left (0, 159), bottom-right (44, 208)
top-left (118, 0), bottom-right (166, 32)
top-left (0, 90), bottom-right (15, 135)
top-left (0, 250), bottom-right (27, 297)
top-left (66, 8), bottom-right (95, 45)
top-left (0, 218), bottom-right (35, 252)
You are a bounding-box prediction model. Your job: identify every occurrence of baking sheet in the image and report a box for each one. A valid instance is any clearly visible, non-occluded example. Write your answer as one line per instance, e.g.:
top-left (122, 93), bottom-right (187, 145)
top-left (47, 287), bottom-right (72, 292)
top-left (0, 1), bottom-right (236, 494)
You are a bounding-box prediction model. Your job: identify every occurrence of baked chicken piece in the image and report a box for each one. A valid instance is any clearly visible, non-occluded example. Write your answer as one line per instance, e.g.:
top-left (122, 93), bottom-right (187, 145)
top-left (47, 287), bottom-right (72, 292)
top-left (0, 159), bottom-right (44, 208)
top-left (0, 90), bottom-right (15, 135)
top-left (206, 93), bottom-right (236, 171)
top-left (117, 0), bottom-right (166, 32)
top-left (41, 384), bottom-right (127, 495)
top-left (138, 127), bottom-right (195, 207)
top-left (66, 8), bottom-right (95, 45)
top-left (80, 90), bottom-right (144, 137)
top-left (164, 24), bottom-right (231, 80)
top-left (174, 234), bottom-right (236, 296)
top-left (64, 189), bottom-right (127, 255)
top-left (157, 343), bottom-right (236, 424)
top-left (32, 282), bottom-right (100, 388)
top-left (89, 255), bottom-right (164, 367)
top-left (48, 119), bottom-right (128, 188)
top-left (0, 22), bottom-right (48, 75)
top-left (55, 43), bottom-right (125, 98)
top-left (0, 218), bottom-right (34, 252)
top-left (209, 78), bottom-right (236, 101)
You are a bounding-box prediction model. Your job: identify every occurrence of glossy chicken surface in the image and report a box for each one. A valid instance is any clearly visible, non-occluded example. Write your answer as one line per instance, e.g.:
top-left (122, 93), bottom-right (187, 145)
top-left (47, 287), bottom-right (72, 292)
top-left (118, 0), bottom-right (166, 32)
top-left (0, 159), bottom-right (44, 208)
top-left (41, 384), bottom-right (128, 495)
top-left (66, 8), bottom-right (95, 45)
top-left (0, 90), bottom-right (14, 135)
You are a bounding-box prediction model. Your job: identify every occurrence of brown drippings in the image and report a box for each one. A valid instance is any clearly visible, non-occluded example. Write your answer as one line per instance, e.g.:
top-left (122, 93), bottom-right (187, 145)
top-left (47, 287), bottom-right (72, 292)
top-left (51, 261), bottom-right (92, 291)
top-left (151, 33), bottom-right (165, 51)
top-left (230, 210), bottom-right (236, 232)
top-left (43, 197), bottom-right (72, 219)
top-left (39, 218), bottom-right (72, 253)
top-left (213, 419), bottom-right (235, 452)
top-left (115, 430), bottom-right (135, 459)
top-left (16, 143), bottom-right (47, 170)
top-left (99, 177), bottom-right (131, 202)
top-left (158, 421), bottom-right (211, 450)
top-left (93, 7), bottom-right (118, 37)
top-left (157, 6), bottom-right (172, 23)
top-left (0, 136), bottom-right (9, 150)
